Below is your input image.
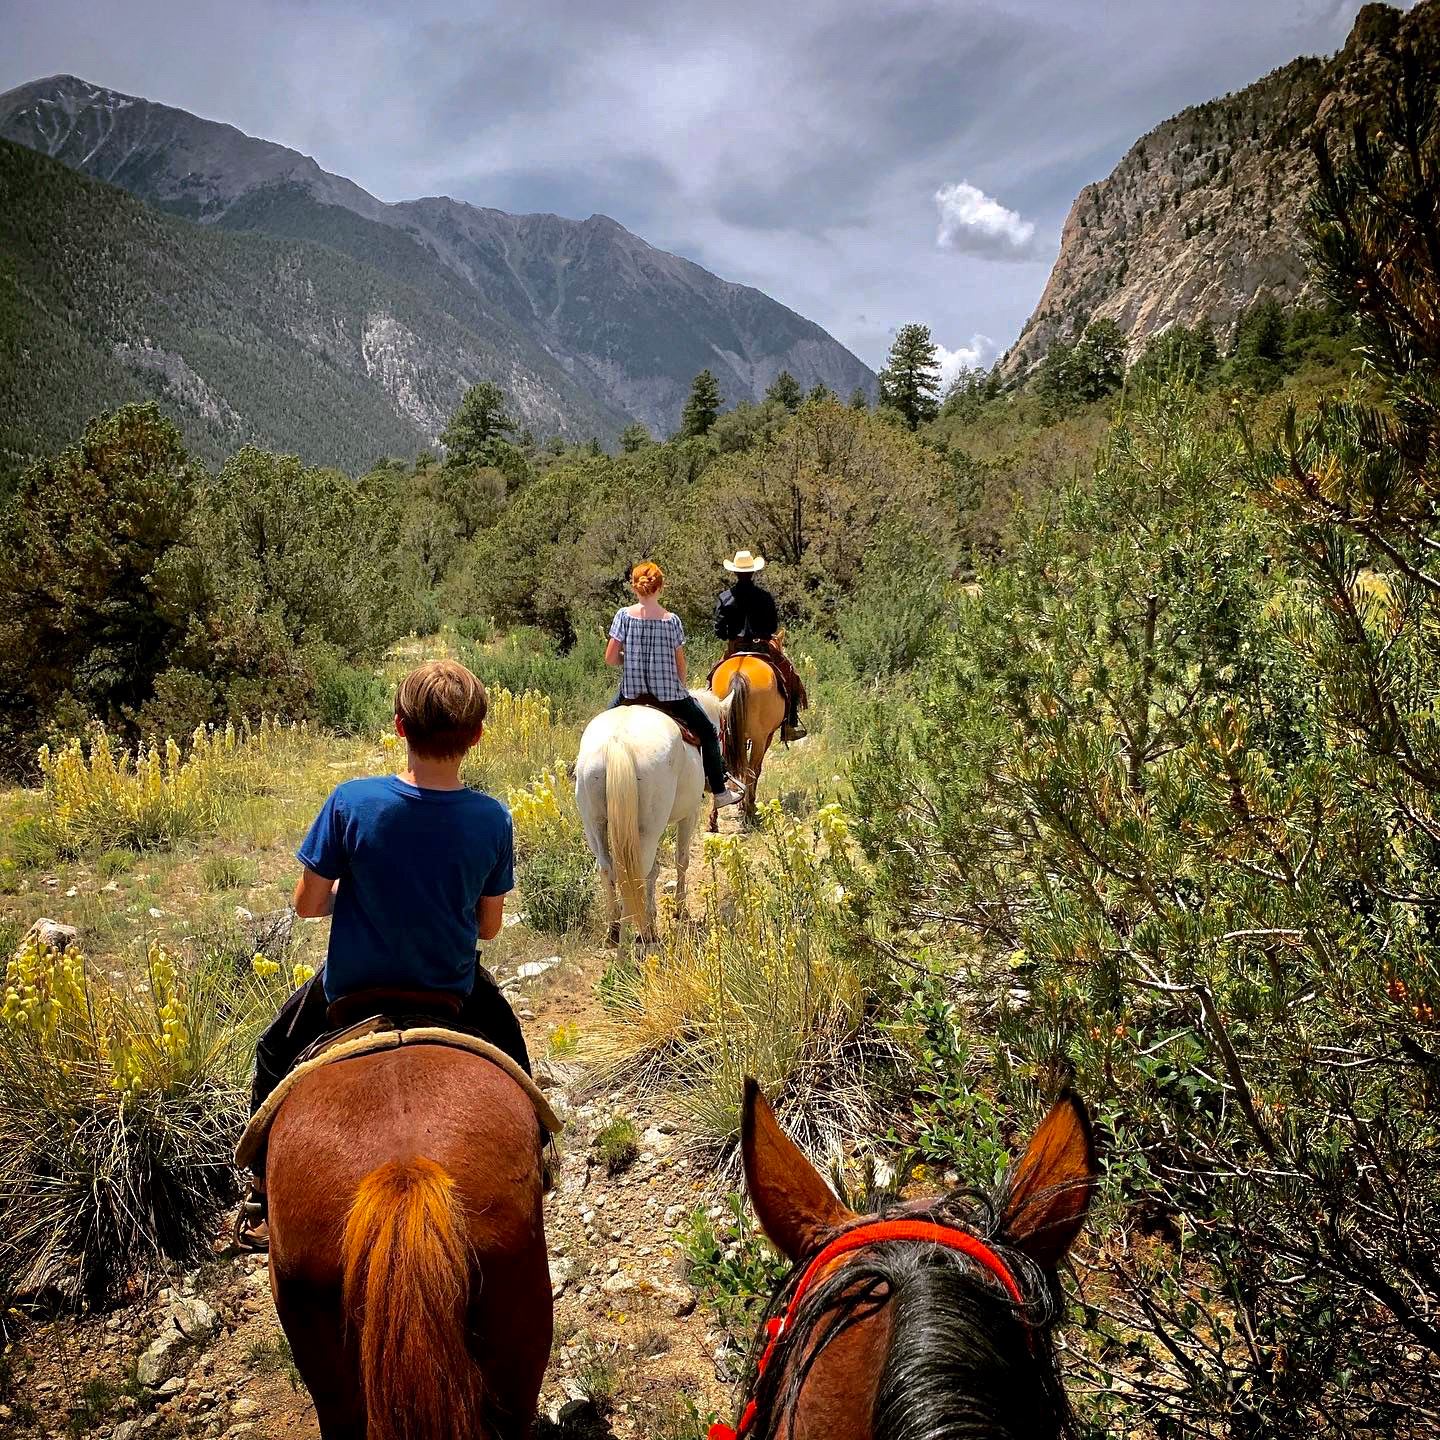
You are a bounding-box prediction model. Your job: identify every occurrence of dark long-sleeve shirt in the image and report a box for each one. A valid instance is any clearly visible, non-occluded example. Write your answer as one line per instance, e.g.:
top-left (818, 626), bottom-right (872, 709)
top-left (715, 579), bottom-right (778, 642)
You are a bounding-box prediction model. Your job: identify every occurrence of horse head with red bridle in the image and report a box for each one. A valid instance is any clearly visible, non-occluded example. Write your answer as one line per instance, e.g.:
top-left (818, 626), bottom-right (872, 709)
top-left (720, 1079), bottom-right (1099, 1440)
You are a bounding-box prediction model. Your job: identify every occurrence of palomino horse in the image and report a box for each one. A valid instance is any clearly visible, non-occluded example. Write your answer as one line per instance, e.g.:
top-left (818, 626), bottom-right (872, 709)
top-left (575, 687), bottom-right (730, 942)
top-left (709, 655), bottom-right (787, 825)
top-left (719, 1079), bottom-right (1098, 1440)
top-left (266, 1048), bottom-right (551, 1440)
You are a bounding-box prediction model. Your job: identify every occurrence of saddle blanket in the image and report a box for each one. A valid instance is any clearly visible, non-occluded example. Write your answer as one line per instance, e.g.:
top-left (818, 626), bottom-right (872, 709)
top-left (235, 1025), bottom-right (564, 1170)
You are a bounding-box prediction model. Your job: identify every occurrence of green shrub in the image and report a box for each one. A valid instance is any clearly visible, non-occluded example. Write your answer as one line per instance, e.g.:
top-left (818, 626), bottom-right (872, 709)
top-left (10, 817), bottom-right (57, 870)
top-left (596, 803), bottom-right (898, 1150)
top-left (96, 849), bottom-right (134, 879)
top-left (681, 1192), bottom-right (789, 1345)
top-left (507, 772), bottom-right (595, 934)
top-left (594, 1114), bottom-right (639, 1174)
top-left (309, 651), bottom-right (391, 736)
top-left (461, 628), bottom-right (612, 720)
top-left (199, 853), bottom-right (256, 893)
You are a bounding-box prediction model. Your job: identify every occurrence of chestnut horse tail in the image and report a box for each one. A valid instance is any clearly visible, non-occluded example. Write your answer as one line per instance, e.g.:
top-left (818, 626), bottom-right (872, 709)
top-left (604, 736), bottom-right (646, 930)
top-left (342, 1156), bottom-right (486, 1440)
top-left (725, 670), bottom-right (751, 779)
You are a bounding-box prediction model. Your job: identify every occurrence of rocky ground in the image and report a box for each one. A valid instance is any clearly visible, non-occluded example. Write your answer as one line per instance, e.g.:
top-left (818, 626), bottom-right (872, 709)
top-left (3, 923), bottom-right (746, 1440)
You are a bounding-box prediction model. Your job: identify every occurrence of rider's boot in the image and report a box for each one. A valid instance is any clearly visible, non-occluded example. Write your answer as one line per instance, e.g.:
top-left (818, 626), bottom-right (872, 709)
top-left (781, 703), bottom-right (808, 743)
top-left (233, 1176), bottom-right (269, 1252)
top-left (714, 774), bottom-right (746, 809)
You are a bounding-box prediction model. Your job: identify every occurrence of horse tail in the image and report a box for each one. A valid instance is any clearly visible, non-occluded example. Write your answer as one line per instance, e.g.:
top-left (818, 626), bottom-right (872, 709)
top-left (726, 670), bottom-right (751, 779)
top-left (604, 736), bottom-right (647, 930)
top-left (342, 1156), bottom-right (486, 1440)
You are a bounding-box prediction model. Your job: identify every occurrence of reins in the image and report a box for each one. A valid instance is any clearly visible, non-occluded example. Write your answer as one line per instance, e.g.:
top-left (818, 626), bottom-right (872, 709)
top-left (709, 1218), bottom-right (1027, 1440)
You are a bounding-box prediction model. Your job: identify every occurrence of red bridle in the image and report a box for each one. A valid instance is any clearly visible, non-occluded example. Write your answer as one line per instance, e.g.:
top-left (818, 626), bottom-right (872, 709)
top-left (708, 1218), bottom-right (1027, 1440)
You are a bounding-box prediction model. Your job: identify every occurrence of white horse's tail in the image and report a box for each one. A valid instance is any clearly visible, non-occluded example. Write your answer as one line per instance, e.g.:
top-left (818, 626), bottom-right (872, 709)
top-left (604, 736), bottom-right (647, 930)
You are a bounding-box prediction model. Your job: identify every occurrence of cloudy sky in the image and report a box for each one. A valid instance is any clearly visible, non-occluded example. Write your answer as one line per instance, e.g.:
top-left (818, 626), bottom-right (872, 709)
top-left (0, 0), bottom-right (1399, 377)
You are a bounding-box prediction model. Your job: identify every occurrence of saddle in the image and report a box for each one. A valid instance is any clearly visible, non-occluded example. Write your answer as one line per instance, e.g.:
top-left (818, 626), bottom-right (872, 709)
top-left (709, 641), bottom-right (793, 704)
top-left (616, 695), bottom-right (705, 750)
top-left (234, 995), bottom-right (563, 1170)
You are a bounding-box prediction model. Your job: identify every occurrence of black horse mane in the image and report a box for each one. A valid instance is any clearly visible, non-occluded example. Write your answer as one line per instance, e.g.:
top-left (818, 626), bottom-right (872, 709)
top-left (737, 1191), bottom-right (1076, 1440)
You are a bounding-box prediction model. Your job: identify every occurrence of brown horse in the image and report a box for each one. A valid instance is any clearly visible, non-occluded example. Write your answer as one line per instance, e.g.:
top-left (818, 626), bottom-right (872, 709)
top-left (265, 1046), bottom-right (552, 1440)
top-left (710, 656), bottom-right (787, 825)
top-left (721, 1079), bottom-right (1098, 1440)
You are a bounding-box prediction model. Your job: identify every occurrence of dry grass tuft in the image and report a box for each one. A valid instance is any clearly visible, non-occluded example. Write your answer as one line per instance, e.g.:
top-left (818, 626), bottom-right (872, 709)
top-left (594, 803), bottom-right (900, 1153)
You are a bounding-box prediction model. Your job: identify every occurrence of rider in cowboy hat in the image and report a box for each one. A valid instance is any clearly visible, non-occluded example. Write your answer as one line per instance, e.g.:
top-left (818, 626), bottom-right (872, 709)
top-left (714, 550), bottom-right (808, 741)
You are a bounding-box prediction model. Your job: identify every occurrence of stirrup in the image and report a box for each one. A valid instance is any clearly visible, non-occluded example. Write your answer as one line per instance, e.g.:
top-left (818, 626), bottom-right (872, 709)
top-left (233, 1190), bottom-right (269, 1252)
top-left (782, 720), bottom-right (808, 742)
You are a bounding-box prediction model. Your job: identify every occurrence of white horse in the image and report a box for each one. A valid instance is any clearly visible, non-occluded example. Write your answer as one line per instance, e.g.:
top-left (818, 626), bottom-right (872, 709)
top-left (575, 690), bottom-right (730, 943)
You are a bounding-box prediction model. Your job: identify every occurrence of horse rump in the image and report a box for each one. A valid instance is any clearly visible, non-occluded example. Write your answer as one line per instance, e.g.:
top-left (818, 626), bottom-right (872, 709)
top-left (342, 1155), bottom-right (486, 1440)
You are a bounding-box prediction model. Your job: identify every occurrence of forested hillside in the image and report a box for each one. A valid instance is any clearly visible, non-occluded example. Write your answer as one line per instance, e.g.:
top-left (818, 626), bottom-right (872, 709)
top-left (0, 139), bottom-right (634, 482)
top-left (0, 75), bottom-right (876, 442)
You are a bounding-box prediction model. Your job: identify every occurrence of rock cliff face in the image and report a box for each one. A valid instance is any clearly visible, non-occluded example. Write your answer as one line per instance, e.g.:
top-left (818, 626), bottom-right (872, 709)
top-left (0, 76), bottom-right (874, 441)
top-left (1003, 0), bottom-right (1440, 376)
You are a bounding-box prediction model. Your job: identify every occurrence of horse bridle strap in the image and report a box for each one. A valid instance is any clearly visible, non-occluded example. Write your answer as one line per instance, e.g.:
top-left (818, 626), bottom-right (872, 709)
top-left (709, 1219), bottom-right (1025, 1440)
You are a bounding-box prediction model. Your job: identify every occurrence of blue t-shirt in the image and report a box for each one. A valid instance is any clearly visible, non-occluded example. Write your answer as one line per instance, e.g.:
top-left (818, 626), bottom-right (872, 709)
top-left (297, 776), bottom-right (515, 1002)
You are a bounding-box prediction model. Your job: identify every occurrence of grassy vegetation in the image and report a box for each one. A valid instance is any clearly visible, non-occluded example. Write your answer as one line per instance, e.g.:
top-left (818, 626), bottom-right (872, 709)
top-left (596, 801), bottom-right (899, 1152)
top-left (593, 1114), bottom-right (640, 1175)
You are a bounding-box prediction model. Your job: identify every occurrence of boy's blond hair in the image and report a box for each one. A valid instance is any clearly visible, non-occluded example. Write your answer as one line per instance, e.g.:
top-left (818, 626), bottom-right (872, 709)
top-left (395, 660), bottom-right (488, 759)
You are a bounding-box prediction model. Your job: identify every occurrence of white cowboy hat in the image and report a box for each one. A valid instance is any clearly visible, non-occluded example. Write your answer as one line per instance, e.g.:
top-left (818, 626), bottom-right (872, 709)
top-left (724, 549), bottom-right (766, 573)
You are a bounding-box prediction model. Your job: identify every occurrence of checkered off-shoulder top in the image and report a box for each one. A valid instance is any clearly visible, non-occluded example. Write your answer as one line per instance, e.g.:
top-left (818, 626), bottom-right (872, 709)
top-left (609, 607), bottom-right (688, 702)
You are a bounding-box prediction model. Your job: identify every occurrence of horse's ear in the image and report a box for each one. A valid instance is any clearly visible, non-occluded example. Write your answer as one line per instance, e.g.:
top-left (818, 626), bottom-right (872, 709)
top-left (998, 1090), bottom-right (1099, 1270)
top-left (742, 1078), bottom-right (854, 1262)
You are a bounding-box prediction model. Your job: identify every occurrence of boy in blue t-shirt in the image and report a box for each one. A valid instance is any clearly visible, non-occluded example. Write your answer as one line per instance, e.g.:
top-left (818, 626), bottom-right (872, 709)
top-left (238, 660), bottom-right (528, 1245)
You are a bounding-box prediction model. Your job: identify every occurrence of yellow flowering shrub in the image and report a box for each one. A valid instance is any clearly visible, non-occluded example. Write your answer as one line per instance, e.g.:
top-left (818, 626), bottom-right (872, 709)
top-left (507, 771), bottom-right (595, 933)
top-left (462, 688), bottom-right (578, 796)
top-left (0, 931), bottom-right (280, 1304)
top-left (597, 803), bottom-right (890, 1149)
top-left (36, 718), bottom-right (298, 855)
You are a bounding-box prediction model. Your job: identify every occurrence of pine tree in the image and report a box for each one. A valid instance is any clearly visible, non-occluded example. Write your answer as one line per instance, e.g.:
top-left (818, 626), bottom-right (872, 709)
top-left (441, 382), bottom-right (516, 468)
top-left (849, 386), bottom-right (870, 411)
top-left (807, 382), bottom-right (836, 405)
top-left (765, 371), bottom-right (804, 412)
top-left (620, 421), bottom-right (654, 453)
top-left (877, 323), bottom-right (942, 429)
top-left (680, 369), bottom-right (722, 437)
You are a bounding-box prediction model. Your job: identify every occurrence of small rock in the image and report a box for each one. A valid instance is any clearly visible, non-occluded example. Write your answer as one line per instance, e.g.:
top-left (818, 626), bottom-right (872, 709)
top-left (548, 1257), bottom-right (574, 1297)
top-left (18, 918), bottom-right (78, 954)
top-left (155, 1377), bottom-right (185, 1398)
top-left (601, 1273), bottom-right (635, 1295)
top-left (515, 956), bottom-right (563, 981)
top-left (136, 1330), bottom-right (185, 1388)
top-left (230, 1398), bottom-right (261, 1420)
top-left (169, 1295), bottom-right (219, 1340)
top-left (64, 885), bottom-right (79, 898)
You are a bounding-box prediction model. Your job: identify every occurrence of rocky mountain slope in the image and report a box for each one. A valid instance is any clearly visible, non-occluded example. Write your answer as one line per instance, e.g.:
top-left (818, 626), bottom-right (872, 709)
top-left (0, 139), bottom-right (619, 477)
top-left (0, 76), bottom-right (874, 448)
top-left (1003, 0), bottom-right (1440, 376)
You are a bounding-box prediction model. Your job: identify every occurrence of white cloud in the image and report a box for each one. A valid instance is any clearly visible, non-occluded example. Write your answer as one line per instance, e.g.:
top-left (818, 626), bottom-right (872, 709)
top-left (934, 180), bottom-right (1040, 260)
top-left (935, 332), bottom-right (996, 389)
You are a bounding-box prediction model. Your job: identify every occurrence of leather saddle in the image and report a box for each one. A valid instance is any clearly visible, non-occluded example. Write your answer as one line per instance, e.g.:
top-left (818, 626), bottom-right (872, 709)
top-left (615, 695), bottom-right (704, 750)
top-left (296, 987), bottom-right (470, 1068)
